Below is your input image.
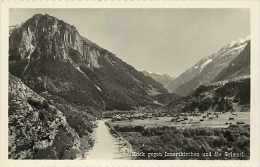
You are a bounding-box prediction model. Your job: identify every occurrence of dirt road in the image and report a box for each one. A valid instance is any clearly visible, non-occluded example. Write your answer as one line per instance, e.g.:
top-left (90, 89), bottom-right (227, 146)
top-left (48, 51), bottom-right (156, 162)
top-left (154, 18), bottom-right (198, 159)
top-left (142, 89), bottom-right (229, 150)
top-left (84, 120), bottom-right (131, 159)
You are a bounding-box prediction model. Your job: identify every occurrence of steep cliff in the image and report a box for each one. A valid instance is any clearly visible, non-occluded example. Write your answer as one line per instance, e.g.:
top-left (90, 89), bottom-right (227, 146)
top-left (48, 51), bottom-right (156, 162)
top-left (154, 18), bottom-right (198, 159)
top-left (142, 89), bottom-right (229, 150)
top-left (9, 14), bottom-right (167, 110)
top-left (9, 74), bottom-right (81, 159)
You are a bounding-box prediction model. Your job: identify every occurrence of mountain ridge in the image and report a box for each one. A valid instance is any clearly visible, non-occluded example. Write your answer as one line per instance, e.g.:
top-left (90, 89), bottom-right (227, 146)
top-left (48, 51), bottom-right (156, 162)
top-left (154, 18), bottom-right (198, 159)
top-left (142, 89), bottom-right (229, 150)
top-left (142, 70), bottom-right (175, 91)
top-left (167, 37), bottom-right (250, 96)
top-left (9, 13), bottom-right (168, 110)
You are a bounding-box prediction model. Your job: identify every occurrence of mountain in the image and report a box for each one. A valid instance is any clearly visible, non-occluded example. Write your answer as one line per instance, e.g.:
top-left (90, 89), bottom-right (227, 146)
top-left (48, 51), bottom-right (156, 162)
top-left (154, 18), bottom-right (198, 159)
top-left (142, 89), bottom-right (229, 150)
top-left (8, 13), bottom-right (169, 159)
top-left (9, 74), bottom-right (81, 159)
top-left (167, 38), bottom-right (250, 96)
top-left (9, 14), bottom-right (167, 111)
top-left (142, 71), bottom-right (175, 91)
top-left (167, 77), bottom-right (250, 113)
top-left (214, 41), bottom-right (250, 82)
top-left (153, 93), bottom-right (181, 106)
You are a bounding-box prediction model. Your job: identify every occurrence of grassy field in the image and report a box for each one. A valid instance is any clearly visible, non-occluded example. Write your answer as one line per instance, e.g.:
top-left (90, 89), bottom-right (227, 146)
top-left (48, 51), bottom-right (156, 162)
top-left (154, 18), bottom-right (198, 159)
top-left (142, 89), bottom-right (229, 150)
top-left (107, 111), bottom-right (250, 160)
top-left (109, 124), bottom-right (250, 160)
top-left (110, 111), bottom-right (249, 129)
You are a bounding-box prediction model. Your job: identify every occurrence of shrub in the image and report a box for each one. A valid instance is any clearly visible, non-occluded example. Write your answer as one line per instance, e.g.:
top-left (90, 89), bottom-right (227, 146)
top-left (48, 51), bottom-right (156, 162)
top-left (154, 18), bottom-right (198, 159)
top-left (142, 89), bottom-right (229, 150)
top-left (115, 125), bottom-right (250, 160)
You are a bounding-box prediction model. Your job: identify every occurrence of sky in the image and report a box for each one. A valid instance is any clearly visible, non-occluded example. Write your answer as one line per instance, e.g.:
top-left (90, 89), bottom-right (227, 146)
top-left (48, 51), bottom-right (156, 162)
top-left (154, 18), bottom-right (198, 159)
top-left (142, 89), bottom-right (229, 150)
top-left (10, 8), bottom-right (250, 77)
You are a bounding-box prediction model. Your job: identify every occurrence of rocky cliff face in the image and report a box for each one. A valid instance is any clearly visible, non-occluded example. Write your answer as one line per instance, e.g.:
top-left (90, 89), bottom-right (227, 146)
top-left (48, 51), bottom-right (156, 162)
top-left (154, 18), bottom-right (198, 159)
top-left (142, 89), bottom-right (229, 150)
top-left (168, 38), bottom-right (250, 96)
top-left (9, 14), bottom-right (167, 110)
top-left (9, 74), bottom-right (81, 159)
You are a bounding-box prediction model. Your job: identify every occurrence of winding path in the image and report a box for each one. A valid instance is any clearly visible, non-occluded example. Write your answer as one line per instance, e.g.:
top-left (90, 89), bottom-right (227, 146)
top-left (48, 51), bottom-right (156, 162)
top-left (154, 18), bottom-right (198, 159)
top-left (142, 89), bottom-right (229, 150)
top-left (84, 120), bottom-right (131, 159)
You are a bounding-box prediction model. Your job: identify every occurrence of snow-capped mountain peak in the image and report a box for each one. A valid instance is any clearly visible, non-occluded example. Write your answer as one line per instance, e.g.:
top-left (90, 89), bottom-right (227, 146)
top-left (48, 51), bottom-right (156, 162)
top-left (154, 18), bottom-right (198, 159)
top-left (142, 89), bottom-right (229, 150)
top-left (168, 36), bottom-right (250, 96)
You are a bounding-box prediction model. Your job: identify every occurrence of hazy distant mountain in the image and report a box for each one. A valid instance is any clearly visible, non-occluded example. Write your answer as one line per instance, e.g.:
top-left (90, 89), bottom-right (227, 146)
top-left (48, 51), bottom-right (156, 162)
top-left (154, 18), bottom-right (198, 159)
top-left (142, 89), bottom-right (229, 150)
top-left (167, 37), bottom-right (250, 96)
top-left (142, 71), bottom-right (175, 91)
top-left (153, 93), bottom-right (181, 106)
top-left (9, 14), bottom-right (167, 111)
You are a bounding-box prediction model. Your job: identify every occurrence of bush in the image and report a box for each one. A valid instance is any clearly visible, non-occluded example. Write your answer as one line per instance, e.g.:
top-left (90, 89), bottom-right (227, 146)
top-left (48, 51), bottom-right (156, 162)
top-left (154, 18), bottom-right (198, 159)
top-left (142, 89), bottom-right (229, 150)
top-left (114, 125), bottom-right (250, 160)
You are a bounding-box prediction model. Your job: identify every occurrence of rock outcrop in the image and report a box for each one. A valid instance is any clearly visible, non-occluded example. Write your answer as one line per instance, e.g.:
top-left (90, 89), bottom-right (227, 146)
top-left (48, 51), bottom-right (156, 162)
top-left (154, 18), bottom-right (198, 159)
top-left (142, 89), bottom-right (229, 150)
top-left (9, 74), bottom-right (81, 159)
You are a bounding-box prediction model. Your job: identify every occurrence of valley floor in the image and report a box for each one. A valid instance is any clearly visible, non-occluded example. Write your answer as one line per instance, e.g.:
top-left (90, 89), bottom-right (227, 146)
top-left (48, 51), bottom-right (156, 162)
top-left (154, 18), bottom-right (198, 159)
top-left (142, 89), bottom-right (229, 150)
top-left (106, 111), bottom-right (250, 160)
top-left (111, 111), bottom-right (249, 129)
